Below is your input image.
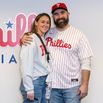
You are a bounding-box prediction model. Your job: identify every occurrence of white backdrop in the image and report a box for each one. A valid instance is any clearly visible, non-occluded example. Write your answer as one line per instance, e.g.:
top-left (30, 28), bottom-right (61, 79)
top-left (0, 0), bottom-right (103, 103)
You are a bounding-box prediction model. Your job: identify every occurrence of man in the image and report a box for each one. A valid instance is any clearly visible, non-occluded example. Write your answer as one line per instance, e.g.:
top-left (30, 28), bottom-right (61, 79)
top-left (21, 2), bottom-right (93, 103)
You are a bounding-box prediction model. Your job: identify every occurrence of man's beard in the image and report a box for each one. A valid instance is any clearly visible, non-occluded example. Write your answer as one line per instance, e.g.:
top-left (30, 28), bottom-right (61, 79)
top-left (54, 17), bottom-right (69, 28)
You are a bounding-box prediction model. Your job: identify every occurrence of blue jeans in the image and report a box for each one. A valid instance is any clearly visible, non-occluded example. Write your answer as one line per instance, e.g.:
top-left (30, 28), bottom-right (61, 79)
top-left (50, 86), bottom-right (80, 103)
top-left (20, 75), bottom-right (47, 103)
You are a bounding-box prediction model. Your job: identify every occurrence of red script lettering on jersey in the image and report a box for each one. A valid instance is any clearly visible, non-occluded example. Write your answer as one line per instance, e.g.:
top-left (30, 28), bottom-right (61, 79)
top-left (46, 37), bottom-right (71, 49)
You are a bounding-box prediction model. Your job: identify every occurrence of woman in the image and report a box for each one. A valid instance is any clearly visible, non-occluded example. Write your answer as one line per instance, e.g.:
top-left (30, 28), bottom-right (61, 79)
top-left (20, 13), bottom-right (51, 103)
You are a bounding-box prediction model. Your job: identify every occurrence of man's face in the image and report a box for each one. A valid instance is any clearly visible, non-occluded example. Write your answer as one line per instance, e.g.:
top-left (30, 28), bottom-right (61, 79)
top-left (52, 9), bottom-right (69, 28)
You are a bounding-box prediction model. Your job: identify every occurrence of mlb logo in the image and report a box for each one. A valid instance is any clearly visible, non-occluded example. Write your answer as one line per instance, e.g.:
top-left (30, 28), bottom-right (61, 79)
top-left (56, 3), bottom-right (60, 8)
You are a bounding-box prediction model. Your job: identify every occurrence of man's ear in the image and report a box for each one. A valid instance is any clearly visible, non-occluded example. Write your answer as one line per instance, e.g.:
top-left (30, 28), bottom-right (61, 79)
top-left (68, 12), bottom-right (70, 16)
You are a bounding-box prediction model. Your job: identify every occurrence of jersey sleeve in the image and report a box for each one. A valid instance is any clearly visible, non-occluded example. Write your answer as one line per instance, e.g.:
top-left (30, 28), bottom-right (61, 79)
top-left (20, 40), bottom-right (36, 92)
top-left (78, 34), bottom-right (93, 60)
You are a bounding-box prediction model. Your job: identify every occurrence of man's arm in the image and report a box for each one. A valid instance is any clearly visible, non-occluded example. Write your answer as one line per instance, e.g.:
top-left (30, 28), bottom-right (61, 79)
top-left (20, 32), bottom-right (33, 46)
top-left (79, 57), bottom-right (91, 99)
top-left (79, 70), bottom-right (90, 99)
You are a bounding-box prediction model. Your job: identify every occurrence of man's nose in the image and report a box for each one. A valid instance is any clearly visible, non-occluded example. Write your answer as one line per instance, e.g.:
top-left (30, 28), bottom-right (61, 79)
top-left (58, 14), bottom-right (63, 19)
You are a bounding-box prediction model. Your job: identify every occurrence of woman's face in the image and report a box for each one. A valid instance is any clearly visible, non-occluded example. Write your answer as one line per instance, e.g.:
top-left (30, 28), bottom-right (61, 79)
top-left (36, 16), bottom-right (50, 36)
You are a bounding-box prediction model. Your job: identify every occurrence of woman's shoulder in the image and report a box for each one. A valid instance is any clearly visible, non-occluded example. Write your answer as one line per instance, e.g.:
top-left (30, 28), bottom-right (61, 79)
top-left (32, 33), bottom-right (40, 40)
top-left (30, 33), bottom-right (42, 46)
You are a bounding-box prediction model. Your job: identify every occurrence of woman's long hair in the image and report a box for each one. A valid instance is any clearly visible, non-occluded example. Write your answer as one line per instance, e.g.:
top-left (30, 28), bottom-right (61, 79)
top-left (30, 13), bottom-right (51, 35)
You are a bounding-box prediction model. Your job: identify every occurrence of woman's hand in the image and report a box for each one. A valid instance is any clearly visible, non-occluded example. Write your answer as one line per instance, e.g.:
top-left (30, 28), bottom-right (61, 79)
top-left (27, 90), bottom-right (34, 101)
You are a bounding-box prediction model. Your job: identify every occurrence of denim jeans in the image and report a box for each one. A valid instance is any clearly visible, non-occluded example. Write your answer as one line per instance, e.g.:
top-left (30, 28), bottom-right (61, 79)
top-left (50, 86), bottom-right (80, 103)
top-left (20, 75), bottom-right (47, 103)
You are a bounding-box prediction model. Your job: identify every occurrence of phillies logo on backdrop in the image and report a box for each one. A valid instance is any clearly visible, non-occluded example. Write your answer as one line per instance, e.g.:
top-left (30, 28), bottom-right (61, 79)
top-left (0, 13), bottom-right (36, 64)
top-left (0, 13), bottom-right (36, 47)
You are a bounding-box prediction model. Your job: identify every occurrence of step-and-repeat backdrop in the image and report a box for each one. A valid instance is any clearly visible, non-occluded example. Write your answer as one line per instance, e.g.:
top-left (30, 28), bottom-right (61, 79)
top-left (0, 0), bottom-right (103, 103)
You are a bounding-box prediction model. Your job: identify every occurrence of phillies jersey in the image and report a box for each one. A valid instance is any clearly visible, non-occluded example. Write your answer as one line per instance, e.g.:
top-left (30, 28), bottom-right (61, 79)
top-left (45, 25), bottom-right (93, 88)
top-left (20, 34), bottom-right (49, 91)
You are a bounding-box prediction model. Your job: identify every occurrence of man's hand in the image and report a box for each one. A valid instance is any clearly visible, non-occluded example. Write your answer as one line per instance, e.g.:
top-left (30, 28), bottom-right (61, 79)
top-left (20, 33), bottom-right (33, 46)
top-left (78, 84), bottom-right (88, 99)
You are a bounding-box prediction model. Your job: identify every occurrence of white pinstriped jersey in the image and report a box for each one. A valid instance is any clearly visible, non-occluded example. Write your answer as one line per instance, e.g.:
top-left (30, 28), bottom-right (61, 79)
top-left (45, 25), bottom-right (93, 88)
